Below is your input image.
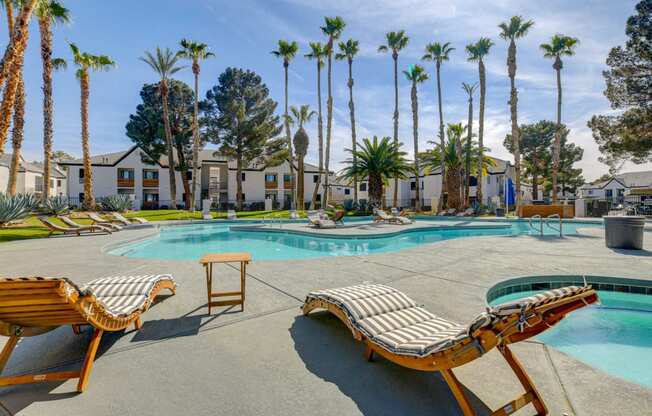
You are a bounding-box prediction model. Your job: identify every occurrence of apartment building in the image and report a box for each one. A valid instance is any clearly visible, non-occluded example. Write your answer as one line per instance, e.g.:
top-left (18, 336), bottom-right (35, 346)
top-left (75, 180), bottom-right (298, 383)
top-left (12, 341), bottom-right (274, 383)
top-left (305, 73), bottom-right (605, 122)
top-left (0, 153), bottom-right (67, 196)
top-left (59, 145), bottom-right (336, 209)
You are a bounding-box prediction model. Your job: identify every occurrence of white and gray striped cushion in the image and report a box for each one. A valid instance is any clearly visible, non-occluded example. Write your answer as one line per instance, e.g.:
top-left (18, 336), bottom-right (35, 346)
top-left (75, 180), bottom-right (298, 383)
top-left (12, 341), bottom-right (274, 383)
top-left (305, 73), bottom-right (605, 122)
top-left (81, 274), bottom-right (175, 317)
top-left (491, 286), bottom-right (591, 316)
top-left (306, 284), bottom-right (469, 357)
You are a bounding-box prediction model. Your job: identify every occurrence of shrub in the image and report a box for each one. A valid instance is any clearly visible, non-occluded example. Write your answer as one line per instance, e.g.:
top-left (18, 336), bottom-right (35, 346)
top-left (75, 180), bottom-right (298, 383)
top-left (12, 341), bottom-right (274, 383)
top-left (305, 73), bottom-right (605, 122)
top-left (0, 193), bottom-right (38, 227)
top-left (99, 195), bottom-right (133, 212)
top-left (342, 199), bottom-right (359, 211)
top-left (40, 196), bottom-right (70, 215)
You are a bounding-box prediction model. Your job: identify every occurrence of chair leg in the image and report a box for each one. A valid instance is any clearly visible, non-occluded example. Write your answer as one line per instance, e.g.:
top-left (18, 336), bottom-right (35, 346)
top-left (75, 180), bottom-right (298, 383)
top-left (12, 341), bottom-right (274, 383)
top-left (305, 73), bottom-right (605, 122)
top-left (440, 368), bottom-right (475, 416)
top-left (0, 336), bottom-right (19, 373)
top-left (76, 328), bottom-right (103, 393)
top-left (498, 345), bottom-right (548, 415)
top-left (364, 345), bottom-right (374, 362)
top-left (71, 324), bottom-right (82, 335)
top-left (133, 317), bottom-right (142, 330)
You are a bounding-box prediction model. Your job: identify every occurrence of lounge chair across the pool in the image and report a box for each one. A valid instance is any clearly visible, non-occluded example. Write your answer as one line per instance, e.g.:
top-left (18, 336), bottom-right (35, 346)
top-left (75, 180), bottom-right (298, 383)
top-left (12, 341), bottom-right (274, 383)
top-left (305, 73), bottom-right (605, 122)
top-left (374, 209), bottom-right (412, 224)
top-left (111, 212), bottom-right (148, 225)
top-left (0, 274), bottom-right (176, 392)
top-left (87, 212), bottom-right (123, 231)
top-left (303, 283), bottom-right (598, 416)
top-left (227, 209), bottom-right (237, 220)
top-left (38, 216), bottom-right (111, 237)
top-left (58, 215), bottom-right (117, 233)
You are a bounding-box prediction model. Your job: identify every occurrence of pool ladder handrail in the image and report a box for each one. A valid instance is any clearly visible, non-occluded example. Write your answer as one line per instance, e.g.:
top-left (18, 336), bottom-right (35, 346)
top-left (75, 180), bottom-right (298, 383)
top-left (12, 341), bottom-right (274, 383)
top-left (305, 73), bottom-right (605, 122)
top-left (528, 215), bottom-right (543, 236)
top-left (544, 214), bottom-right (563, 237)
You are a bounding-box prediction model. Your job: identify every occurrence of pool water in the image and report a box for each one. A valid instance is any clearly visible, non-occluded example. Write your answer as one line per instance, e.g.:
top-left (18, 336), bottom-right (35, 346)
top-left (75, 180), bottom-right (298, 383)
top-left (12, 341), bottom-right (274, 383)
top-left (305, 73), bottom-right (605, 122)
top-left (491, 290), bottom-right (652, 388)
top-left (110, 220), bottom-right (600, 261)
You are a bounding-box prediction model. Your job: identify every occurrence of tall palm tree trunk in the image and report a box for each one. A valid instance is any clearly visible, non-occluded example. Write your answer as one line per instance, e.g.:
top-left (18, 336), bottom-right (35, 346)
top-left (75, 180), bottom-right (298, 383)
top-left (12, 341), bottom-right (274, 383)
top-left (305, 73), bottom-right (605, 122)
top-left (435, 61), bottom-right (445, 212)
top-left (347, 57), bottom-right (358, 203)
top-left (7, 77), bottom-right (25, 195)
top-left (507, 40), bottom-right (521, 211)
top-left (477, 59), bottom-right (486, 207)
top-left (551, 61), bottom-right (562, 204)
top-left (297, 158), bottom-right (304, 209)
top-left (410, 82), bottom-right (421, 211)
top-left (310, 62), bottom-right (323, 209)
top-left (391, 54), bottom-right (399, 208)
top-left (464, 95), bottom-right (473, 207)
top-left (39, 17), bottom-right (54, 199)
top-left (236, 156), bottom-right (243, 211)
top-left (160, 82), bottom-right (177, 209)
top-left (369, 173), bottom-right (383, 208)
top-left (0, 0), bottom-right (36, 113)
top-left (190, 63), bottom-right (200, 211)
top-left (324, 51), bottom-right (333, 207)
top-left (283, 62), bottom-right (296, 209)
top-left (0, 1), bottom-right (33, 155)
top-left (80, 72), bottom-right (95, 210)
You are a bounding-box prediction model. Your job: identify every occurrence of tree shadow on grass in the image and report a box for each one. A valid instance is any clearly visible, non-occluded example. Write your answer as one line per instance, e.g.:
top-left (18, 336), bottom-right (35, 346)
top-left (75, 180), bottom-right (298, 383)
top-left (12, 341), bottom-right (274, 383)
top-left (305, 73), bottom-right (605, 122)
top-left (289, 312), bottom-right (492, 416)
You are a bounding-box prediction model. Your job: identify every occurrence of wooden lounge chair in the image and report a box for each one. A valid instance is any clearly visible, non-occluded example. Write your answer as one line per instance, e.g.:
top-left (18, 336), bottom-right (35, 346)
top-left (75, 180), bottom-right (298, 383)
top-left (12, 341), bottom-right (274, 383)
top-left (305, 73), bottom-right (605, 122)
top-left (303, 284), bottom-right (598, 416)
top-left (59, 215), bottom-right (119, 233)
top-left (87, 212), bottom-right (123, 231)
top-left (307, 211), bottom-right (324, 227)
top-left (374, 209), bottom-right (411, 225)
top-left (0, 274), bottom-right (176, 392)
top-left (111, 212), bottom-right (148, 225)
top-left (38, 216), bottom-right (111, 237)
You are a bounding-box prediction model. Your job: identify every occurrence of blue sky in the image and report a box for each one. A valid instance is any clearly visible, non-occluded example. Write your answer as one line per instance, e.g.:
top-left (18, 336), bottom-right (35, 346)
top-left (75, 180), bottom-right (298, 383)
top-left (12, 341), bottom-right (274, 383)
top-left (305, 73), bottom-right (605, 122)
top-left (4, 0), bottom-right (650, 180)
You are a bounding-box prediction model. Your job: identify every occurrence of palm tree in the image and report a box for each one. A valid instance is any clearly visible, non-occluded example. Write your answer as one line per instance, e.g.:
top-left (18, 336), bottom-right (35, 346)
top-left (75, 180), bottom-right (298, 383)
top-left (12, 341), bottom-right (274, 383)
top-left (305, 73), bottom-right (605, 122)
top-left (422, 41), bottom-right (454, 211)
top-left (305, 42), bottom-right (327, 209)
top-left (403, 64), bottom-right (428, 211)
top-left (0, 0), bottom-right (38, 156)
top-left (378, 30), bottom-right (409, 207)
top-left (335, 38), bottom-right (360, 203)
top-left (321, 16), bottom-right (346, 206)
top-left (465, 37), bottom-right (493, 207)
top-left (70, 42), bottom-right (115, 210)
top-left (36, 0), bottom-right (70, 199)
top-left (461, 82), bottom-right (478, 207)
top-left (540, 34), bottom-right (579, 204)
top-left (340, 136), bottom-right (410, 207)
top-left (271, 40), bottom-right (299, 208)
top-left (177, 39), bottom-right (214, 211)
top-left (290, 105), bottom-right (316, 210)
top-left (140, 47), bottom-right (184, 210)
top-left (499, 16), bottom-right (534, 212)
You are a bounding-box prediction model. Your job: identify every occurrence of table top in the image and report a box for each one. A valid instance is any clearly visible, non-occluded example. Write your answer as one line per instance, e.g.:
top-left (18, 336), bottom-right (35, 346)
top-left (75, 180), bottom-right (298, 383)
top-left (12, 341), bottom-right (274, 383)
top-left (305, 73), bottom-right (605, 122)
top-left (200, 252), bottom-right (252, 264)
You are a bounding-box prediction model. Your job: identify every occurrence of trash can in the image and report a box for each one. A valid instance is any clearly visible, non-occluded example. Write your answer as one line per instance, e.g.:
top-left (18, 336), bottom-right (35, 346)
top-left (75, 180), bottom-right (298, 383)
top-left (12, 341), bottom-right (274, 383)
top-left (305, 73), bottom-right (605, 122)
top-left (604, 216), bottom-right (645, 250)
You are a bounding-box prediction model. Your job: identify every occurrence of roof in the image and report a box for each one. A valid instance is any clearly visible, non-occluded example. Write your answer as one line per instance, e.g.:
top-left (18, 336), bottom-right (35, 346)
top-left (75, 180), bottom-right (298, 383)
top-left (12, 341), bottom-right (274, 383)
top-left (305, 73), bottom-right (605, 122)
top-left (0, 153), bottom-right (66, 178)
top-left (580, 171), bottom-right (652, 190)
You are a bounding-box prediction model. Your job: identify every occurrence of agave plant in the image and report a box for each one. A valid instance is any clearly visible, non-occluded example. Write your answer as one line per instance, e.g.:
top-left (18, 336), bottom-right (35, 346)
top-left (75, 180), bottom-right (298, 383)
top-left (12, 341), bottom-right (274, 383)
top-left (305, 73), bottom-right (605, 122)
top-left (99, 195), bottom-right (133, 212)
top-left (40, 195), bottom-right (70, 215)
top-left (0, 193), bottom-right (38, 227)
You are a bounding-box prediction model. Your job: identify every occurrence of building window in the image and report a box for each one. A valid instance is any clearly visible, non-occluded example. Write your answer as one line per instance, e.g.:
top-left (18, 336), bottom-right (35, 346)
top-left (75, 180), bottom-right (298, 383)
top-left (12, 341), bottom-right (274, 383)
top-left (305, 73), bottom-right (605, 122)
top-left (265, 173), bottom-right (277, 183)
top-left (143, 170), bottom-right (159, 180)
top-left (56, 179), bottom-right (61, 187)
top-left (283, 174), bottom-right (292, 182)
top-left (265, 191), bottom-right (277, 201)
top-left (241, 172), bottom-right (246, 181)
top-left (588, 189), bottom-right (593, 195)
top-left (79, 168), bottom-right (84, 183)
top-left (118, 168), bottom-right (134, 180)
top-left (313, 175), bottom-right (318, 183)
top-left (78, 193), bottom-right (84, 202)
top-left (605, 189), bottom-right (613, 198)
top-left (360, 183), bottom-right (367, 192)
top-left (410, 181), bottom-right (416, 190)
top-left (421, 181), bottom-right (424, 190)
top-left (35, 176), bottom-right (44, 193)
top-left (344, 188), bottom-right (350, 195)
top-left (186, 171), bottom-right (192, 180)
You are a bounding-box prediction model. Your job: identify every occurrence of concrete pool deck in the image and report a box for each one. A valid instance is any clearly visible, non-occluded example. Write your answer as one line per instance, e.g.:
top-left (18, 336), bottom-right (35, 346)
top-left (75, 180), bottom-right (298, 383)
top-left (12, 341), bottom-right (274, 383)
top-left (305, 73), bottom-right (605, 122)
top-left (0, 224), bottom-right (650, 415)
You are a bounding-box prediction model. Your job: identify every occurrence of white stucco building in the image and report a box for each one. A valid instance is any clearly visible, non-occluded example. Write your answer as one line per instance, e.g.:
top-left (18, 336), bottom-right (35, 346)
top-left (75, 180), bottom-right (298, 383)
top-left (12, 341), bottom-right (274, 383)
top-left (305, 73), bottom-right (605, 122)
top-left (58, 145), bottom-right (337, 209)
top-left (577, 171), bottom-right (652, 202)
top-left (0, 153), bottom-right (67, 197)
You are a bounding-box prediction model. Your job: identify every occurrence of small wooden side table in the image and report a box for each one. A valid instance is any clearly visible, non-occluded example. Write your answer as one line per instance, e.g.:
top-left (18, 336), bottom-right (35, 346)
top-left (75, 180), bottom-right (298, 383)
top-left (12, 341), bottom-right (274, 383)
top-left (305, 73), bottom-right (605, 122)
top-left (199, 252), bottom-right (252, 314)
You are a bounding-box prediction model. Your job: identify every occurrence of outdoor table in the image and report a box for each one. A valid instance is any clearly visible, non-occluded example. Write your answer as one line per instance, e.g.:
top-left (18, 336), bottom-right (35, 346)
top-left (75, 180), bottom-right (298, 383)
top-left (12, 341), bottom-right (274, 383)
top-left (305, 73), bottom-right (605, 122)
top-left (199, 252), bottom-right (251, 314)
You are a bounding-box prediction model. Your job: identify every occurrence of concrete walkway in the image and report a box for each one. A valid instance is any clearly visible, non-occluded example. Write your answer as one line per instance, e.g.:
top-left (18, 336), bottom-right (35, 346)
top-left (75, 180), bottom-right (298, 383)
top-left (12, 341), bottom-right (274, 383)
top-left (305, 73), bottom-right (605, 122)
top-left (0, 225), bottom-right (650, 415)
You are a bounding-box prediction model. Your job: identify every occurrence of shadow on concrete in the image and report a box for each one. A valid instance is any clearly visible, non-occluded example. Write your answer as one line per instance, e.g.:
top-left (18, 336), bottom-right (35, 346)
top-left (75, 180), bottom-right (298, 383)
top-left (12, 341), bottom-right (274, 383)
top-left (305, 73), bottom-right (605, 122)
top-left (289, 312), bottom-right (491, 416)
top-left (609, 248), bottom-right (652, 257)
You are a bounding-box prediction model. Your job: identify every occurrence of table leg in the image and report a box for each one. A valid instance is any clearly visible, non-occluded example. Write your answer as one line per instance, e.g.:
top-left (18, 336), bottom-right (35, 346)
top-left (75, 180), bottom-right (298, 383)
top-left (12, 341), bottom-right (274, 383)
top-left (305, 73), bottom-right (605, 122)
top-left (205, 263), bottom-right (212, 314)
top-left (241, 261), bottom-right (246, 311)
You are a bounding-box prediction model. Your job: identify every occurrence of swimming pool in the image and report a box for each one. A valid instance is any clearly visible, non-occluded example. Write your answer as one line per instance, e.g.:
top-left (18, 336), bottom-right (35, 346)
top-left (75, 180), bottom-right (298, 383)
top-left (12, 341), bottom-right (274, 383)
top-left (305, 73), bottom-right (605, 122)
top-left (491, 287), bottom-right (652, 388)
top-left (110, 219), bottom-right (601, 261)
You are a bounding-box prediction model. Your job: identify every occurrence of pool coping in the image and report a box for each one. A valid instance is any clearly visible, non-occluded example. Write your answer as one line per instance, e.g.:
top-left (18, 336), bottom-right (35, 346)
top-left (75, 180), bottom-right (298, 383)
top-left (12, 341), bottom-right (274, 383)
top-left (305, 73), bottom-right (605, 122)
top-left (486, 274), bottom-right (652, 305)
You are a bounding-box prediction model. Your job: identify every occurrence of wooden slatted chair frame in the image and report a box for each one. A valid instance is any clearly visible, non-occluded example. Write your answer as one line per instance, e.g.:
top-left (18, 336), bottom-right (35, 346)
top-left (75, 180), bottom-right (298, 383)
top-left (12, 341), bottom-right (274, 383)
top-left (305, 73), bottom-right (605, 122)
top-left (0, 277), bottom-right (176, 392)
top-left (303, 287), bottom-right (598, 416)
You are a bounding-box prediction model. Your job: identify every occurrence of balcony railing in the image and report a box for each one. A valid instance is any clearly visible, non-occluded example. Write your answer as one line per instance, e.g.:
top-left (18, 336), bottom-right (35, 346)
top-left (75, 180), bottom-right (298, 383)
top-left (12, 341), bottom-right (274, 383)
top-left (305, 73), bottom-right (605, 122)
top-left (284, 179), bottom-right (295, 189)
top-left (265, 181), bottom-right (277, 190)
top-left (117, 178), bottom-right (134, 188)
top-left (143, 178), bottom-right (159, 188)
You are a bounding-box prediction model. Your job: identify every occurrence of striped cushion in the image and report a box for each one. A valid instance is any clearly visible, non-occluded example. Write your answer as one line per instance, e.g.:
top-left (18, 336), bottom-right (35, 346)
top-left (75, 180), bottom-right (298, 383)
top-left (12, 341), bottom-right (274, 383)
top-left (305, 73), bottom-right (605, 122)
top-left (491, 286), bottom-right (591, 316)
top-left (306, 284), bottom-right (468, 357)
top-left (81, 274), bottom-right (175, 317)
